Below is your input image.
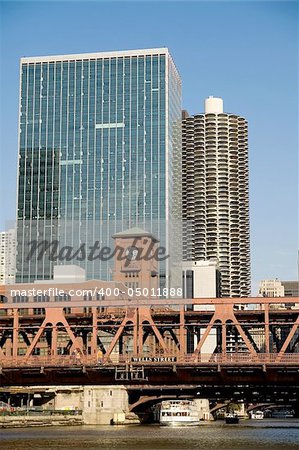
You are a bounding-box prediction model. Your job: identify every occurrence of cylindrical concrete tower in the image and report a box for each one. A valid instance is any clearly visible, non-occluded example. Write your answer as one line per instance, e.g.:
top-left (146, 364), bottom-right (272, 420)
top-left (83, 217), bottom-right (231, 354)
top-left (182, 97), bottom-right (251, 297)
top-left (204, 96), bottom-right (223, 114)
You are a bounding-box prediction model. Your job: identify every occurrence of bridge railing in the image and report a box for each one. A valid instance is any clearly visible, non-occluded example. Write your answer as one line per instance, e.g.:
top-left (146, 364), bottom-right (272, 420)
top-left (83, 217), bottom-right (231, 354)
top-left (0, 355), bottom-right (96, 368)
top-left (1, 352), bottom-right (299, 368)
top-left (115, 353), bottom-right (299, 365)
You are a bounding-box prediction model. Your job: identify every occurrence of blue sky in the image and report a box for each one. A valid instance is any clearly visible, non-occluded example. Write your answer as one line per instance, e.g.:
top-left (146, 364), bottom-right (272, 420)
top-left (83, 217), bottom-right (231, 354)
top-left (0, 1), bottom-right (298, 293)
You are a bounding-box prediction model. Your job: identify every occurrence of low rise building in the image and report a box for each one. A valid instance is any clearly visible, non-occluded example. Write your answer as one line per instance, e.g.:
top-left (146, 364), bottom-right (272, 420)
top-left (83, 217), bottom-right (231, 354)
top-left (182, 260), bottom-right (220, 356)
top-left (281, 281), bottom-right (299, 298)
top-left (258, 279), bottom-right (284, 297)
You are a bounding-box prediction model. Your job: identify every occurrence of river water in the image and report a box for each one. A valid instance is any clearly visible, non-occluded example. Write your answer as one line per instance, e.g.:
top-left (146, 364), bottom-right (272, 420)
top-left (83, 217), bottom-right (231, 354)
top-left (1, 420), bottom-right (299, 449)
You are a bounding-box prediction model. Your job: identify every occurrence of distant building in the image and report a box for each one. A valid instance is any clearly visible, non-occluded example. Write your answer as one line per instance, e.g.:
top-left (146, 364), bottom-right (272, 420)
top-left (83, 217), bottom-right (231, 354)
top-left (258, 279), bottom-right (299, 311)
top-left (281, 281), bottom-right (299, 297)
top-left (35, 265), bottom-right (86, 284)
top-left (182, 260), bottom-right (220, 299)
top-left (0, 229), bottom-right (16, 285)
top-left (258, 279), bottom-right (285, 297)
top-left (182, 260), bottom-right (220, 356)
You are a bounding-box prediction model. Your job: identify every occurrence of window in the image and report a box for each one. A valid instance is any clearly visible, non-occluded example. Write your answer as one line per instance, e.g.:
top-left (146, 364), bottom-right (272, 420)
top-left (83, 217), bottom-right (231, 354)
top-left (55, 293), bottom-right (71, 302)
top-left (33, 308), bottom-right (45, 315)
top-left (33, 294), bottom-right (50, 303)
top-left (17, 348), bottom-right (26, 356)
top-left (13, 295), bottom-right (28, 303)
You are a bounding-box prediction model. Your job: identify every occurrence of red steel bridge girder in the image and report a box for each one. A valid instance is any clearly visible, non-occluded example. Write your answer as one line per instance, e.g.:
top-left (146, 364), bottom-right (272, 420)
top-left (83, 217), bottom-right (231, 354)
top-left (0, 297), bottom-right (298, 368)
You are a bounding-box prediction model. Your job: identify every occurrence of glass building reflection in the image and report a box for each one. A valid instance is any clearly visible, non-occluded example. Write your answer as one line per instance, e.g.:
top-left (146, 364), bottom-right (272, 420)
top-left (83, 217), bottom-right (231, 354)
top-left (16, 48), bottom-right (182, 286)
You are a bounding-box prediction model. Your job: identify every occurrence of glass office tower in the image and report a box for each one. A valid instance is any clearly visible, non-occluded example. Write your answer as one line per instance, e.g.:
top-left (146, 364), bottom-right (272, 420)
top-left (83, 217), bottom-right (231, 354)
top-left (16, 48), bottom-right (182, 285)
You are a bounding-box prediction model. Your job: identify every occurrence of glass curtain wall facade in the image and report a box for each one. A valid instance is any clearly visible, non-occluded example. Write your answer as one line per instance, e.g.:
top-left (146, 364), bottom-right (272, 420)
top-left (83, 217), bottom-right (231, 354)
top-left (16, 48), bottom-right (182, 285)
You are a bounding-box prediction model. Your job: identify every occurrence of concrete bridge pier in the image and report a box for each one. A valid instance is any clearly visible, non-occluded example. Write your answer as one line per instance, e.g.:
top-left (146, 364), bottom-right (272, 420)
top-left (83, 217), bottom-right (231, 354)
top-left (0, 385), bottom-right (134, 426)
top-left (44, 384), bottom-right (135, 425)
top-left (82, 385), bottom-right (130, 425)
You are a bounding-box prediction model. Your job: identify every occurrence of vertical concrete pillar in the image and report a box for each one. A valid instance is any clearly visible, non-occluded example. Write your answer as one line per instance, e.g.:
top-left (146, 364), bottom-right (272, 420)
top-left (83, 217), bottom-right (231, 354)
top-left (194, 399), bottom-right (211, 420)
top-left (54, 387), bottom-right (82, 411)
top-left (82, 385), bottom-right (129, 425)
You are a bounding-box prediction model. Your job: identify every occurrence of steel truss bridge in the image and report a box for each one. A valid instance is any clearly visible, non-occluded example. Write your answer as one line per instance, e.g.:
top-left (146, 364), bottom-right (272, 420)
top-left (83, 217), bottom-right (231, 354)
top-left (0, 297), bottom-right (298, 389)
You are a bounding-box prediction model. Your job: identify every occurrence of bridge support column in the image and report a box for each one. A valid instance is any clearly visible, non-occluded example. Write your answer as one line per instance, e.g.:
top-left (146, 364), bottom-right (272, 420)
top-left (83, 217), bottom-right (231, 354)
top-left (82, 385), bottom-right (130, 425)
top-left (194, 399), bottom-right (211, 420)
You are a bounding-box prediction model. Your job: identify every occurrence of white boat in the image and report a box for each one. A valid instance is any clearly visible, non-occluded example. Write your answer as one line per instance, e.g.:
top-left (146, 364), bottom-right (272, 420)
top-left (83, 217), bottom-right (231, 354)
top-left (250, 410), bottom-right (264, 420)
top-left (159, 400), bottom-right (200, 426)
top-left (271, 410), bottom-right (294, 418)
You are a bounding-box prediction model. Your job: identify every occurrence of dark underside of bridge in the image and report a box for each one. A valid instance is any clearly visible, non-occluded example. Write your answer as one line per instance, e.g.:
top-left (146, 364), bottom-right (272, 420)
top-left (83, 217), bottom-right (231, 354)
top-left (1, 364), bottom-right (299, 389)
top-left (1, 365), bottom-right (299, 413)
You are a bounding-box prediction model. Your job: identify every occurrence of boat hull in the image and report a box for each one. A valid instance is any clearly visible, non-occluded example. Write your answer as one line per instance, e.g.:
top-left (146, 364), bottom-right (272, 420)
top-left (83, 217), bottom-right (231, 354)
top-left (160, 420), bottom-right (200, 426)
top-left (225, 417), bottom-right (239, 424)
